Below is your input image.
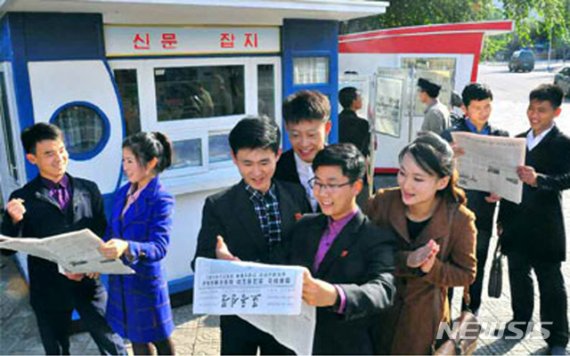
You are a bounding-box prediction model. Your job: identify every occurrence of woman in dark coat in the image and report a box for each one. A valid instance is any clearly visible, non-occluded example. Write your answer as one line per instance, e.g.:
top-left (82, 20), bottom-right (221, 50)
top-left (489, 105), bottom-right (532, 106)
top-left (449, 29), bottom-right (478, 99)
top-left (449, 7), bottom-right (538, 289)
top-left (367, 132), bottom-right (477, 354)
top-left (100, 132), bottom-right (175, 355)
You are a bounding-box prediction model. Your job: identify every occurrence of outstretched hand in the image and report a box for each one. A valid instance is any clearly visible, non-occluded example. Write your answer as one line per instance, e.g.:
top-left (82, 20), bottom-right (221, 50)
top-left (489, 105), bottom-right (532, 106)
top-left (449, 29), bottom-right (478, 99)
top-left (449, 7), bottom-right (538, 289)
top-left (302, 268), bottom-right (338, 307)
top-left (215, 236), bottom-right (240, 261)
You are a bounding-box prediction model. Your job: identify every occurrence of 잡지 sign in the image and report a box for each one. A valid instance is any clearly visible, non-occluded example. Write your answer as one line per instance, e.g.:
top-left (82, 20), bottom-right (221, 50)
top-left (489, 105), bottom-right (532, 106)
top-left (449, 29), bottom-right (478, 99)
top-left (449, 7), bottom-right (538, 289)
top-left (105, 26), bottom-right (280, 56)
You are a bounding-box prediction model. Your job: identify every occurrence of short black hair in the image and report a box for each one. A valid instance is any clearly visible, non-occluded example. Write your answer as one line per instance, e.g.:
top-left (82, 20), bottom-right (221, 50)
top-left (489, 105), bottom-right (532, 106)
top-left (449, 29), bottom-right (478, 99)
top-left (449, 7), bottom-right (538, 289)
top-left (312, 143), bottom-right (365, 183)
top-left (462, 83), bottom-right (493, 107)
top-left (123, 131), bottom-right (173, 174)
top-left (21, 122), bottom-right (64, 154)
top-left (417, 78), bottom-right (441, 98)
top-left (529, 83), bottom-right (563, 109)
top-left (229, 116), bottom-right (280, 155)
top-left (339, 87), bottom-right (359, 109)
top-left (283, 90), bottom-right (330, 125)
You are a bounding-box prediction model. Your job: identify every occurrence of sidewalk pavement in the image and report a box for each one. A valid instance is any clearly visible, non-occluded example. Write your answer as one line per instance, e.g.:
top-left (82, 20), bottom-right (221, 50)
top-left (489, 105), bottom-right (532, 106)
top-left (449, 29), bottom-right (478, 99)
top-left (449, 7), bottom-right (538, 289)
top-left (1, 192), bottom-right (570, 355)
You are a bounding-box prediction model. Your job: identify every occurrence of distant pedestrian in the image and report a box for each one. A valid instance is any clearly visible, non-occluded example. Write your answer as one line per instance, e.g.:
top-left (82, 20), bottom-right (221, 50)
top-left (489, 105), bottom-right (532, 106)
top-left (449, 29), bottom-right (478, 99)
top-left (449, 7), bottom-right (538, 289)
top-left (417, 78), bottom-right (450, 135)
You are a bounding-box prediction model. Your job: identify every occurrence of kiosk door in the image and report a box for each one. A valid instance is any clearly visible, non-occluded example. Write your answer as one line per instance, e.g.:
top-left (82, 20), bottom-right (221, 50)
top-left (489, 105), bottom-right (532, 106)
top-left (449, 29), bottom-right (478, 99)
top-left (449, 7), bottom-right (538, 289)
top-left (0, 63), bottom-right (22, 204)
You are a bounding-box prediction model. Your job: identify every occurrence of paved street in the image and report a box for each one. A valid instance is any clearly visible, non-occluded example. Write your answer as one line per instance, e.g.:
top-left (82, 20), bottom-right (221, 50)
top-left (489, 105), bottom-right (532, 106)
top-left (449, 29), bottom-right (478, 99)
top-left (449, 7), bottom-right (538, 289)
top-left (1, 61), bottom-right (569, 355)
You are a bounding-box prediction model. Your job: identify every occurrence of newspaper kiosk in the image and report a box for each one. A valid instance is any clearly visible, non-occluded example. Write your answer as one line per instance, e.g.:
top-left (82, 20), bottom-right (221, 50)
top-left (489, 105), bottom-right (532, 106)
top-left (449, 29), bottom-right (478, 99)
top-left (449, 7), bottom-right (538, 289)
top-left (0, 0), bottom-right (388, 292)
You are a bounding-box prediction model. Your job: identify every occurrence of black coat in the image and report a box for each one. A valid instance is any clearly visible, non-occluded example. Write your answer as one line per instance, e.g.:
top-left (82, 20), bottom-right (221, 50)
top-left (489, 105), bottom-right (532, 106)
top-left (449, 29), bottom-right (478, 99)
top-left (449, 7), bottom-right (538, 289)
top-left (192, 179), bottom-right (310, 267)
top-left (498, 126), bottom-right (570, 262)
top-left (289, 211), bottom-right (396, 355)
top-left (1, 174), bottom-right (107, 311)
top-left (274, 149), bottom-right (301, 185)
top-left (339, 109), bottom-right (371, 157)
top-left (441, 118), bottom-right (509, 232)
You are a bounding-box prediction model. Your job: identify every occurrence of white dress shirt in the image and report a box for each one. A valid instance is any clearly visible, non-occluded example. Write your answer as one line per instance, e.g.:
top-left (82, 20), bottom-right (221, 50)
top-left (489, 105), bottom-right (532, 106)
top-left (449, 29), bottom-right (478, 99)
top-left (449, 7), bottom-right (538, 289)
top-left (294, 152), bottom-right (318, 212)
top-left (526, 124), bottom-right (555, 151)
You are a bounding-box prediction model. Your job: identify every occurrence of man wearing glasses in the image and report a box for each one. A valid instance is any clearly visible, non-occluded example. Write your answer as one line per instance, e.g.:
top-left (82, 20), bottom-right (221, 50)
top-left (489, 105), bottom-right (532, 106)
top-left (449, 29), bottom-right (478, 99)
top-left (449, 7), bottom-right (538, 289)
top-left (288, 143), bottom-right (396, 355)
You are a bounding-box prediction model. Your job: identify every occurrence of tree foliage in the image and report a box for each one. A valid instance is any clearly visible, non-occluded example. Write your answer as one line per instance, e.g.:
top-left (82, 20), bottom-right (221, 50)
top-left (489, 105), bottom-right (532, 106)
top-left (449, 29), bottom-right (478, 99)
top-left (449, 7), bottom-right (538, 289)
top-left (341, 0), bottom-right (569, 47)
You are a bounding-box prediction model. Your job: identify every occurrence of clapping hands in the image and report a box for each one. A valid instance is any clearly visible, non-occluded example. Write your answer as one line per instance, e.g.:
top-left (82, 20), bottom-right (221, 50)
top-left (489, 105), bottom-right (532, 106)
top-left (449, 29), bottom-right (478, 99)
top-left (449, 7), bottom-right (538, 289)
top-left (407, 239), bottom-right (440, 273)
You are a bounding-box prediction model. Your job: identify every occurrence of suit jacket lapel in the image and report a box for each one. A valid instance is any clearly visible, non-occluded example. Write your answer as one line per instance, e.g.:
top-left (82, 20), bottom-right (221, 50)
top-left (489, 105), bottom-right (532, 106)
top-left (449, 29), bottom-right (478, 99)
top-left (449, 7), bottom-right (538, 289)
top-left (387, 194), bottom-right (410, 244)
top-left (316, 211), bottom-right (364, 278)
top-left (31, 177), bottom-right (62, 212)
top-left (122, 177), bottom-right (159, 229)
top-left (234, 182), bottom-right (266, 253)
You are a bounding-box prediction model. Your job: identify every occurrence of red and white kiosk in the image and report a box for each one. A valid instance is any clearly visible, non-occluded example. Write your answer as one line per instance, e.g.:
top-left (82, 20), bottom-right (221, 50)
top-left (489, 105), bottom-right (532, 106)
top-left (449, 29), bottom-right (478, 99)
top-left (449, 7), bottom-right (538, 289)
top-left (339, 20), bottom-right (514, 173)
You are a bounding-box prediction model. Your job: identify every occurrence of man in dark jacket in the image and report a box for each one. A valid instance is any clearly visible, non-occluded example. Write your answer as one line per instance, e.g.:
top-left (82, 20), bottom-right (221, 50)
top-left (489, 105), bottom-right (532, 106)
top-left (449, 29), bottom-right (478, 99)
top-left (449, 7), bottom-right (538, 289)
top-left (441, 83), bottom-right (508, 315)
top-left (192, 117), bottom-right (311, 355)
top-left (289, 143), bottom-right (395, 355)
top-left (1, 123), bottom-right (125, 355)
top-left (338, 87), bottom-right (372, 209)
top-left (497, 84), bottom-right (569, 354)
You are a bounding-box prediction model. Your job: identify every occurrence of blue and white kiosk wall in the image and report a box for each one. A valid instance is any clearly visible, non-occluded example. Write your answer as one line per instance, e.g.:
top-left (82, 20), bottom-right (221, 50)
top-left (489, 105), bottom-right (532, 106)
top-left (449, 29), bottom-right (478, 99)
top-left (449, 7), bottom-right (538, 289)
top-left (0, 0), bottom-right (388, 293)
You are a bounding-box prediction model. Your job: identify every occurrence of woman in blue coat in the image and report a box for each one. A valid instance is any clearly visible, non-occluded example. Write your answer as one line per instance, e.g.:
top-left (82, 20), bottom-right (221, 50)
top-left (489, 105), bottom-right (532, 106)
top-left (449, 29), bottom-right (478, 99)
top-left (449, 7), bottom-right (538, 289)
top-left (99, 132), bottom-right (175, 355)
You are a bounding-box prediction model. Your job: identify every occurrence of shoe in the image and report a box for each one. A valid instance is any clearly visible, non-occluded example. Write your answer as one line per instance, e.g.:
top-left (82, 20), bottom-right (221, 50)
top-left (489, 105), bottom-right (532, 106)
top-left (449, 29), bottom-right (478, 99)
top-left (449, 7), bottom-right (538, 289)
top-left (494, 320), bottom-right (533, 340)
top-left (549, 346), bottom-right (567, 355)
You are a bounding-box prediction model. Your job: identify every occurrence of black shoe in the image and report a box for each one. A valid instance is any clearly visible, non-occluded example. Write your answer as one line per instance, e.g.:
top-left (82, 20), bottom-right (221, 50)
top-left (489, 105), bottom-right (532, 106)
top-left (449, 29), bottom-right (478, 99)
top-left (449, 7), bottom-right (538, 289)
top-left (494, 320), bottom-right (533, 340)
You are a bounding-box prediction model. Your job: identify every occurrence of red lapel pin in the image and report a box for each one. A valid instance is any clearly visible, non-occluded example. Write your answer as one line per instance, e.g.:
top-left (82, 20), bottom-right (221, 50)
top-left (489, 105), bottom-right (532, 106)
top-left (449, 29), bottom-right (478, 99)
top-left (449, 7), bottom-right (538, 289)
top-left (341, 250), bottom-right (349, 258)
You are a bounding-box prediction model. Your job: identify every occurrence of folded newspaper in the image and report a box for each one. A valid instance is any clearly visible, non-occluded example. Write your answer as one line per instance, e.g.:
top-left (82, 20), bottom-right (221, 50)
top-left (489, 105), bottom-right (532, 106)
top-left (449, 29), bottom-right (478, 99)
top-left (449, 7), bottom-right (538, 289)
top-left (193, 257), bottom-right (316, 355)
top-left (0, 229), bottom-right (134, 274)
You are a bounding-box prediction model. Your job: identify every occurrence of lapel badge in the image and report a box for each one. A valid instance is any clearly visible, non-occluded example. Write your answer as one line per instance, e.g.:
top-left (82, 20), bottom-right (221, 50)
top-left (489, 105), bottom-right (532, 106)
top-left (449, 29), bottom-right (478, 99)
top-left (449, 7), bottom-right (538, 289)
top-left (341, 250), bottom-right (349, 258)
top-left (294, 212), bottom-right (303, 221)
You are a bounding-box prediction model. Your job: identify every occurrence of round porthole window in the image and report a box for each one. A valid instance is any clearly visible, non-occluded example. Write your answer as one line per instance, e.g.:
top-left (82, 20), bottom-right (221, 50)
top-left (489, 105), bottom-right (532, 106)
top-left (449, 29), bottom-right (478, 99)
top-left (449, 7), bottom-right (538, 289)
top-left (50, 102), bottom-right (110, 160)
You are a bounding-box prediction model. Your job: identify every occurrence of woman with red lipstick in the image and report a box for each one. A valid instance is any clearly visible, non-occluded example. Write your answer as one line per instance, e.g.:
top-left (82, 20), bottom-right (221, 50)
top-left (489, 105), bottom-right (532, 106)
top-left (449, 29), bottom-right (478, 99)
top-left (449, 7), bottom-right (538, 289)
top-left (99, 132), bottom-right (176, 355)
top-left (367, 132), bottom-right (477, 354)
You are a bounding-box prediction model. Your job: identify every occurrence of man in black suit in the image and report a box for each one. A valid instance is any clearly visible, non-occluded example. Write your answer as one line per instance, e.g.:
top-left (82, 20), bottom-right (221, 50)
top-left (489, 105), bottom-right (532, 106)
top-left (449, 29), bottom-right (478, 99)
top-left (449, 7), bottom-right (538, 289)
top-left (1, 123), bottom-right (125, 355)
top-left (274, 90), bottom-right (331, 212)
top-left (338, 86), bottom-right (372, 208)
top-left (289, 143), bottom-right (396, 355)
top-left (192, 117), bottom-right (311, 355)
top-left (498, 84), bottom-right (569, 354)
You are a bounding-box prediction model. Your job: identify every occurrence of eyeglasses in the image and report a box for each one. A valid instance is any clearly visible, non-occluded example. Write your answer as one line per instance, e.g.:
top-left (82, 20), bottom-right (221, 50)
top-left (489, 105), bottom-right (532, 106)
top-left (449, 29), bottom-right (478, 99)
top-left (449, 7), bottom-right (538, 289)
top-left (308, 177), bottom-right (353, 192)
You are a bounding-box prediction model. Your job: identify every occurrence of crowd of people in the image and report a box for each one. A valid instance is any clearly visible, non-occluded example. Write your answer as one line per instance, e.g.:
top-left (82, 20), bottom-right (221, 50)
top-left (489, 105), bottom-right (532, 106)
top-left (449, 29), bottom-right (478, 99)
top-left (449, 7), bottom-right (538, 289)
top-left (1, 81), bottom-right (569, 356)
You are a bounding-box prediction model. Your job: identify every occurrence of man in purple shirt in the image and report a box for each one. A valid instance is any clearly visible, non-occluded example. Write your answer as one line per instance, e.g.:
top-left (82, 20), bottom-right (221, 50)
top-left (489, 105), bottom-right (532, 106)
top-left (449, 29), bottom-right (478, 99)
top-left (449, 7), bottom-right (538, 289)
top-left (288, 143), bottom-right (396, 355)
top-left (1, 123), bottom-right (125, 355)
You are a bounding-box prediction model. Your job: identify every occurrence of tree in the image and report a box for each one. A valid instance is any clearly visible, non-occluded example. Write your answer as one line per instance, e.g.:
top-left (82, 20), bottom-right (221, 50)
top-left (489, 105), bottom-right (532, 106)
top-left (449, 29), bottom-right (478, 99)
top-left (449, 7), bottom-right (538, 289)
top-left (341, 0), bottom-right (495, 34)
top-left (501, 0), bottom-right (568, 44)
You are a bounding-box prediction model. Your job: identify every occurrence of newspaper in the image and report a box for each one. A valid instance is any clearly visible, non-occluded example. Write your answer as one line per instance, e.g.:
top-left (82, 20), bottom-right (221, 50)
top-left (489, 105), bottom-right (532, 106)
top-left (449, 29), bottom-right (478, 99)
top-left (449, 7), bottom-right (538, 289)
top-left (451, 132), bottom-right (526, 204)
top-left (193, 257), bottom-right (316, 355)
top-left (0, 229), bottom-right (134, 274)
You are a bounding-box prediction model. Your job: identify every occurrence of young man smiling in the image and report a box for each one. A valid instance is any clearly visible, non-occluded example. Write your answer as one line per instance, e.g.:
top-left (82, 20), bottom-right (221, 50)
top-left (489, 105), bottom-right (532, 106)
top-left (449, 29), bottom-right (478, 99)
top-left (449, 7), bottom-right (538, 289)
top-left (275, 90), bottom-right (331, 212)
top-left (288, 143), bottom-right (395, 355)
top-left (497, 84), bottom-right (569, 354)
top-left (192, 117), bottom-right (310, 355)
top-left (1, 123), bottom-right (125, 355)
top-left (441, 83), bottom-right (509, 315)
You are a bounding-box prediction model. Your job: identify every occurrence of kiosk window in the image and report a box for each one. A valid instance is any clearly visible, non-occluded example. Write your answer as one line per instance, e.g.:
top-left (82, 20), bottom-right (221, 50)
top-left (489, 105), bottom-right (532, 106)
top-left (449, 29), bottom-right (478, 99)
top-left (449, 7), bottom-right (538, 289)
top-left (53, 105), bottom-right (107, 157)
top-left (258, 64), bottom-right (275, 119)
top-left (155, 65), bottom-right (245, 121)
top-left (114, 69), bottom-right (141, 136)
top-left (0, 73), bottom-right (18, 180)
top-left (208, 133), bottom-right (231, 164)
top-left (171, 138), bottom-right (202, 170)
top-left (293, 57), bottom-right (329, 85)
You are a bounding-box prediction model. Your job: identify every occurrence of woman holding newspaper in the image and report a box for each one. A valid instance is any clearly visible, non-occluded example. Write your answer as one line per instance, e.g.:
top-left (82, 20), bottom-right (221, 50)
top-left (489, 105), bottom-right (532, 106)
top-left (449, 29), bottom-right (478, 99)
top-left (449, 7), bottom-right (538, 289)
top-left (367, 132), bottom-right (477, 354)
top-left (99, 132), bottom-right (176, 355)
